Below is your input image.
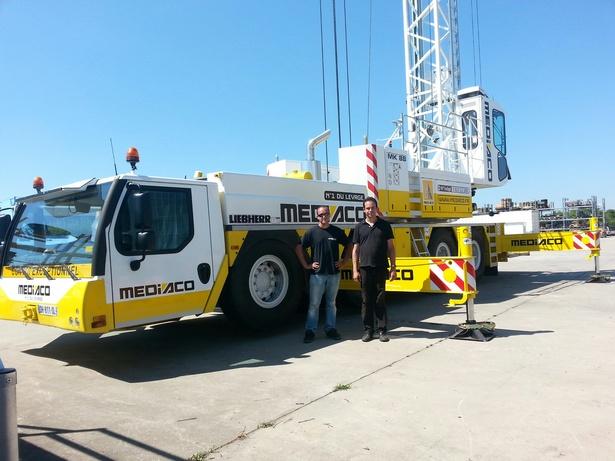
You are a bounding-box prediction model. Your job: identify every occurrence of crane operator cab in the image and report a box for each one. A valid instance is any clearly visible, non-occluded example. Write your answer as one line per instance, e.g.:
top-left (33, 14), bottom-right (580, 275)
top-left (457, 86), bottom-right (511, 189)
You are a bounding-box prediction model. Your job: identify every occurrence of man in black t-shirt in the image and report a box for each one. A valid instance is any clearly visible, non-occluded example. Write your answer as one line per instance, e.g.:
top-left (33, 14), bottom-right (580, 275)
top-left (352, 197), bottom-right (397, 342)
top-left (295, 206), bottom-right (351, 343)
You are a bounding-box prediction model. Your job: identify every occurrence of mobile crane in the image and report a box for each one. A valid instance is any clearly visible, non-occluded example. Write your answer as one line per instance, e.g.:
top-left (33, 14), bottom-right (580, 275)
top-left (0, 1), bottom-right (600, 334)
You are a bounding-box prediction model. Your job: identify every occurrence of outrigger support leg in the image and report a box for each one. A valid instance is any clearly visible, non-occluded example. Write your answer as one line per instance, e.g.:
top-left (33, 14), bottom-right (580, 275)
top-left (448, 226), bottom-right (495, 341)
top-left (450, 298), bottom-right (495, 342)
top-left (587, 219), bottom-right (610, 283)
top-left (587, 248), bottom-right (610, 283)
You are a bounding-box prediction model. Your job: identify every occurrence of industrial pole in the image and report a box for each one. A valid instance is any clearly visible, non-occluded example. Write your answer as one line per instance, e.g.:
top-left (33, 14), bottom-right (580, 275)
top-left (0, 358), bottom-right (18, 461)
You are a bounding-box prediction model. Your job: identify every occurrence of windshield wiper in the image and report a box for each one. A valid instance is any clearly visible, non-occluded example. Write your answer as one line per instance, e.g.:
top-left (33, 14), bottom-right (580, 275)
top-left (60, 264), bottom-right (80, 281)
top-left (9, 264), bottom-right (55, 280)
top-left (9, 266), bottom-right (32, 280)
top-left (10, 263), bottom-right (78, 281)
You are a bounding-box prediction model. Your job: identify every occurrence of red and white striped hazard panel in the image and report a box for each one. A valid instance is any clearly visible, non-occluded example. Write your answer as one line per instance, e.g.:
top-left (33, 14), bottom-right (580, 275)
top-left (366, 145), bottom-right (378, 199)
top-left (572, 231), bottom-right (598, 250)
top-left (429, 258), bottom-right (476, 293)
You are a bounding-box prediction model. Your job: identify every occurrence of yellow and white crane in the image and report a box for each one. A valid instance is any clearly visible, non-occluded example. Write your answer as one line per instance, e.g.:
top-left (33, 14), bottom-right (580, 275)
top-left (0, 1), bottom-right (601, 335)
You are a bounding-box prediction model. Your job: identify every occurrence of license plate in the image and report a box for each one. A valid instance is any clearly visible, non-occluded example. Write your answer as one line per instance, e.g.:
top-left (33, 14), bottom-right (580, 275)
top-left (37, 304), bottom-right (58, 317)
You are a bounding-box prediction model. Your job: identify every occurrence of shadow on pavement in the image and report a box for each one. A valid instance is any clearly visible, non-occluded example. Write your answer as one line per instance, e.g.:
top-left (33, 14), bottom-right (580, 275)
top-left (22, 268), bottom-right (587, 383)
top-left (18, 439), bottom-right (65, 461)
top-left (19, 424), bottom-right (183, 461)
top-left (24, 313), bottom-right (309, 383)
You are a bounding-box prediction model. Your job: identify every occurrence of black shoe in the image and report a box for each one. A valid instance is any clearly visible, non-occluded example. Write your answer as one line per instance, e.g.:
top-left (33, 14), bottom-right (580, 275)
top-left (361, 330), bottom-right (373, 342)
top-left (326, 328), bottom-right (342, 340)
top-left (303, 330), bottom-right (315, 343)
top-left (378, 330), bottom-right (390, 342)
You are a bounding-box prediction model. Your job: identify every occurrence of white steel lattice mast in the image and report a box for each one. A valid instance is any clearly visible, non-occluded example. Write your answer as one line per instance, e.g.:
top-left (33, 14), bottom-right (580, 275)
top-left (402, 0), bottom-right (464, 174)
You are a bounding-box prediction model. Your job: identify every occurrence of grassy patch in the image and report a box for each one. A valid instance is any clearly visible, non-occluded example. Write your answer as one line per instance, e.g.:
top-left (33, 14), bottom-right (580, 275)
top-left (189, 447), bottom-right (217, 460)
top-left (333, 383), bottom-right (351, 392)
top-left (257, 421), bottom-right (275, 429)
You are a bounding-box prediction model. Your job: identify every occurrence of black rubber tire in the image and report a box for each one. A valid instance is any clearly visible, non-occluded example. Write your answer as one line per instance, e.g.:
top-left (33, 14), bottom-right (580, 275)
top-left (471, 227), bottom-right (487, 279)
top-left (427, 228), bottom-right (458, 258)
top-left (222, 240), bottom-right (304, 331)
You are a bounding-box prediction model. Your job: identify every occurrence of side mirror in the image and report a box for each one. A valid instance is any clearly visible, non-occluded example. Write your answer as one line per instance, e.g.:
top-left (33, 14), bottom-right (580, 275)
top-left (131, 192), bottom-right (152, 230)
top-left (130, 230), bottom-right (155, 271)
top-left (135, 230), bottom-right (155, 252)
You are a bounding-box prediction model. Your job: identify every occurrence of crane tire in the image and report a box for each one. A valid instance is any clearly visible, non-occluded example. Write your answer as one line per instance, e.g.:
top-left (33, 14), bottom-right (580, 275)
top-left (427, 228), bottom-right (458, 258)
top-left (222, 240), bottom-right (303, 331)
top-left (471, 227), bottom-right (487, 279)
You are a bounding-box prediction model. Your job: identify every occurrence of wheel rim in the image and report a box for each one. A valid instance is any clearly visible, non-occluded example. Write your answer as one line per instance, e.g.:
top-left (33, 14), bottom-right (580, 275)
top-left (471, 240), bottom-right (482, 270)
top-left (434, 241), bottom-right (452, 257)
top-left (248, 255), bottom-right (289, 309)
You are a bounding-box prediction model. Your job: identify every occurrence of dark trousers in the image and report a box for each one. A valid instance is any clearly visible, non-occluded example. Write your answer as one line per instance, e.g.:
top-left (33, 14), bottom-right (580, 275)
top-left (360, 267), bottom-right (388, 332)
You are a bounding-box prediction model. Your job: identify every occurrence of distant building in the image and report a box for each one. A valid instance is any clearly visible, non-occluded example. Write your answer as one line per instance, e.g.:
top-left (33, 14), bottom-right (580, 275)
top-left (493, 197), bottom-right (550, 212)
top-left (564, 199), bottom-right (593, 207)
top-left (495, 197), bottom-right (513, 211)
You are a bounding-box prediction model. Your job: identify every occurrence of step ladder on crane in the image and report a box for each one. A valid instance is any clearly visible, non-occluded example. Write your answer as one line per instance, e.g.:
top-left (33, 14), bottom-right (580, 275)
top-left (409, 227), bottom-right (430, 257)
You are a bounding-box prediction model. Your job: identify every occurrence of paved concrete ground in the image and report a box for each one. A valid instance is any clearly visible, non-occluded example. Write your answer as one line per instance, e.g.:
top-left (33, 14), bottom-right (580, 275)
top-left (1, 239), bottom-right (614, 460)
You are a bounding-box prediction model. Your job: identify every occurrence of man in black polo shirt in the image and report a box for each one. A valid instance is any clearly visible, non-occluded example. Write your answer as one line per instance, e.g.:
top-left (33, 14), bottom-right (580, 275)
top-left (296, 205), bottom-right (351, 343)
top-left (352, 197), bottom-right (397, 342)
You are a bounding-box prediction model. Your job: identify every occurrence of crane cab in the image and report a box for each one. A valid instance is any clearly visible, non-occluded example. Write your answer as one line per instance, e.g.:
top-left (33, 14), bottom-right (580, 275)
top-left (458, 86), bottom-right (511, 189)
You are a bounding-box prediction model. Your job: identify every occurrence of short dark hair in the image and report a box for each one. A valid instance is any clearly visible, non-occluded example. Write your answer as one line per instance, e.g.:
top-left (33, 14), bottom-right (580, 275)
top-left (363, 197), bottom-right (378, 208)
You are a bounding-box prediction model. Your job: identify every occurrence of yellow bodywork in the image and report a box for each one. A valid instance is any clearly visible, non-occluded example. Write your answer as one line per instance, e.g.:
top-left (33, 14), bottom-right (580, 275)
top-left (378, 187), bottom-right (473, 219)
top-left (2, 264), bottom-right (92, 279)
top-left (339, 255), bottom-right (476, 304)
top-left (0, 255), bottom-right (230, 333)
top-left (225, 230), bottom-right (248, 267)
top-left (421, 193), bottom-right (472, 218)
top-left (497, 231), bottom-right (600, 253)
top-left (0, 278), bottom-right (111, 332)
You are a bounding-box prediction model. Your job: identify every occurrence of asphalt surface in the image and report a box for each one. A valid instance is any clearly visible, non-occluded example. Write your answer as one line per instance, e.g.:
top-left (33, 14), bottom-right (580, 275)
top-left (1, 239), bottom-right (614, 460)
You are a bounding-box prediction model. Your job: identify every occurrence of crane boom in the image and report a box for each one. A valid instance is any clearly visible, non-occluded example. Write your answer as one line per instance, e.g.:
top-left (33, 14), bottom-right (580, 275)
top-left (402, 0), bottom-right (510, 189)
top-left (403, 0), bottom-right (463, 175)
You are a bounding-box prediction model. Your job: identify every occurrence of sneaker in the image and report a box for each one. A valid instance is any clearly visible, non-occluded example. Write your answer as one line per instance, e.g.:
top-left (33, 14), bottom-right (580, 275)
top-left (361, 330), bottom-right (373, 342)
top-left (303, 330), bottom-right (315, 343)
top-left (378, 330), bottom-right (390, 342)
top-left (325, 328), bottom-right (342, 340)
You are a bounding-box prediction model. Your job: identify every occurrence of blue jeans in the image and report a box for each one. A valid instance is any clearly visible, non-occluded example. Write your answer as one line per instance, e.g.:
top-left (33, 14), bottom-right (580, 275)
top-left (305, 272), bottom-right (341, 332)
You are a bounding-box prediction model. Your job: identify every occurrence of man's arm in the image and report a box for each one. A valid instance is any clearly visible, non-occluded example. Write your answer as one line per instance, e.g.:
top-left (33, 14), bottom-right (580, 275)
top-left (294, 244), bottom-right (312, 270)
top-left (387, 238), bottom-right (397, 281)
top-left (352, 243), bottom-right (361, 282)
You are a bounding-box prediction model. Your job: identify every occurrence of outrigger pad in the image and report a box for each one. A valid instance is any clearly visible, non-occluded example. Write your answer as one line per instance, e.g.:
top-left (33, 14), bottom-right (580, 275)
top-left (450, 321), bottom-right (495, 342)
top-left (587, 274), bottom-right (611, 283)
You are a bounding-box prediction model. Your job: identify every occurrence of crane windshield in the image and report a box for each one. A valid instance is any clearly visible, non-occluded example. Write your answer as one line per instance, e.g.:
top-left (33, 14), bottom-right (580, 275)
top-left (3, 183), bottom-right (110, 278)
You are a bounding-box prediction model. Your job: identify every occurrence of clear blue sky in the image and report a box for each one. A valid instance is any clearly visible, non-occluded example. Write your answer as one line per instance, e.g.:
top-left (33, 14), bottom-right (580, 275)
top-left (1, 0), bottom-right (614, 209)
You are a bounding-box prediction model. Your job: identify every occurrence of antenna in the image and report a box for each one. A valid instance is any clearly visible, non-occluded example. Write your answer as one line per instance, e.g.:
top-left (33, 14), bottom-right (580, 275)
top-left (109, 137), bottom-right (118, 175)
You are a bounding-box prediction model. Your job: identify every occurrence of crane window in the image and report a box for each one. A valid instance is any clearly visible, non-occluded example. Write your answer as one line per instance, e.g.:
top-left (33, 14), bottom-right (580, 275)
top-left (4, 184), bottom-right (109, 270)
top-left (115, 186), bottom-right (193, 255)
top-left (492, 109), bottom-right (506, 156)
top-left (462, 110), bottom-right (478, 150)
top-left (492, 109), bottom-right (509, 181)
